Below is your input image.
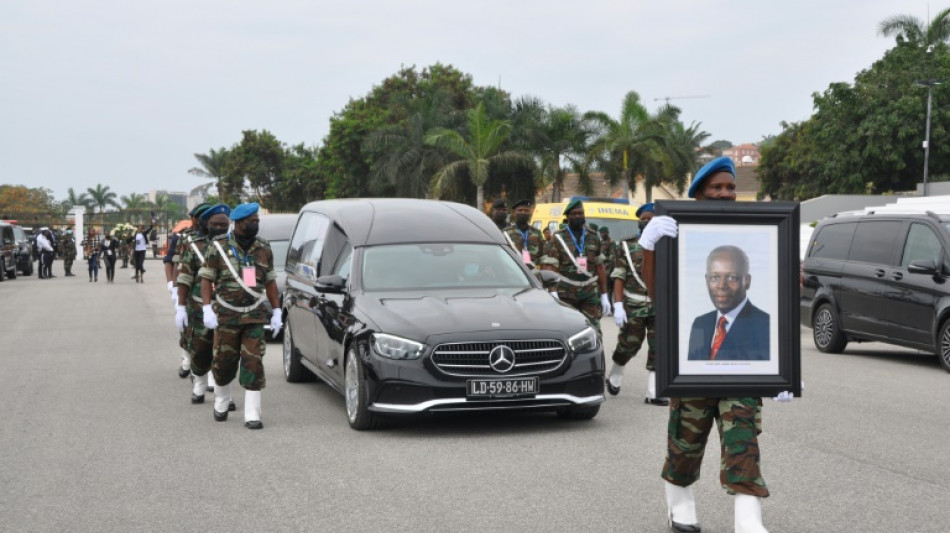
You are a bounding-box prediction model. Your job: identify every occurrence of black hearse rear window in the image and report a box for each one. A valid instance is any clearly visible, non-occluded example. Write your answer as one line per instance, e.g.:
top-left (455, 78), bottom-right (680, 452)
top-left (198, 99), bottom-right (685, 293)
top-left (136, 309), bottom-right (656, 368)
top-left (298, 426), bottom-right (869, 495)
top-left (810, 222), bottom-right (856, 260)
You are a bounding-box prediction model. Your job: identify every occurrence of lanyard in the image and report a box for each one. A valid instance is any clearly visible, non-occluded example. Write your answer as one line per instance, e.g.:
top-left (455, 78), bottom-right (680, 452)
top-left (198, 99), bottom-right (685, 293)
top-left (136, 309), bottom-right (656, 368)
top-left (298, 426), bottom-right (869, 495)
top-left (229, 237), bottom-right (252, 266)
top-left (519, 228), bottom-right (530, 249)
top-left (567, 227), bottom-right (586, 256)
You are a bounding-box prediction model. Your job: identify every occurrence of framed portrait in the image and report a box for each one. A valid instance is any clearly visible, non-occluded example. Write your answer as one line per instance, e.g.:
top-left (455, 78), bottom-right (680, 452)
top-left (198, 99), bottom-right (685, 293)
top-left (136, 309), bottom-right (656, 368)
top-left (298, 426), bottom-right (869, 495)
top-left (654, 201), bottom-right (801, 397)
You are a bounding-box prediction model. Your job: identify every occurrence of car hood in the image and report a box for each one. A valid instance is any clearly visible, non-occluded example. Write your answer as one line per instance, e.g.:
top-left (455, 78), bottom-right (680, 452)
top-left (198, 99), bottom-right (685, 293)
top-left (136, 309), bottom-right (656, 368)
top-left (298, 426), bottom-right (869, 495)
top-left (356, 288), bottom-right (589, 342)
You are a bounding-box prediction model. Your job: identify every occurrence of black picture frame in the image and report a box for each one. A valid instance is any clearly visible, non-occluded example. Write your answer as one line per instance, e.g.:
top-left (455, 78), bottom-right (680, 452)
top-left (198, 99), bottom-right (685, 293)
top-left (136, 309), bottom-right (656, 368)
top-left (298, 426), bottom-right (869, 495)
top-left (655, 201), bottom-right (801, 397)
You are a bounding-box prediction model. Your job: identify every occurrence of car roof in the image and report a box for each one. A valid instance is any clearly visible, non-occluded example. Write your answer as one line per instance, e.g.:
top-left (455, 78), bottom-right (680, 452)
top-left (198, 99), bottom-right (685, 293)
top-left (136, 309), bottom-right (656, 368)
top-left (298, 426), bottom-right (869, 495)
top-left (820, 211), bottom-right (950, 225)
top-left (298, 198), bottom-right (504, 247)
top-left (257, 213), bottom-right (297, 242)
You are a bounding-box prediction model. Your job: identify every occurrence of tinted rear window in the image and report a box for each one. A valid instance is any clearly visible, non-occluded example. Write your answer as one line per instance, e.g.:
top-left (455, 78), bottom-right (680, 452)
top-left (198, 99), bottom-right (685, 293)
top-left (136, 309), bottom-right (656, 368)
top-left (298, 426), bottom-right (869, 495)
top-left (848, 221), bottom-right (902, 265)
top-left (809, 222), bottom-right (856, 260)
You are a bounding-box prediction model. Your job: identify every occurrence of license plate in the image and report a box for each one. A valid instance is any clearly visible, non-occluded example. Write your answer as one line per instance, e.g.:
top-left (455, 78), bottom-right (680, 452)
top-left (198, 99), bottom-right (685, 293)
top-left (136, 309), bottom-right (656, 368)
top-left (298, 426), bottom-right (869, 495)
top-left (466, 377), bottom-right (539, 399)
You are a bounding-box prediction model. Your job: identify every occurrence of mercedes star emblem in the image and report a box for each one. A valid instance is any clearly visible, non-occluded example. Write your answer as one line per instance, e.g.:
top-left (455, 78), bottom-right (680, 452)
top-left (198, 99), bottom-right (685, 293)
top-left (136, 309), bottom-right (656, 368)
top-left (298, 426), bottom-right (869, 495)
top-left (488, 345), bottom-right (516, 373)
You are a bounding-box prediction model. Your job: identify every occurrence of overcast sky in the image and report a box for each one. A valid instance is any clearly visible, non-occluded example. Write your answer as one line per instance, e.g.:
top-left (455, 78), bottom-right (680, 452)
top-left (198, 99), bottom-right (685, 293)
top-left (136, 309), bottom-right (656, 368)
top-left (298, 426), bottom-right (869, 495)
top-left (0, 0), bottom-right (932, 202)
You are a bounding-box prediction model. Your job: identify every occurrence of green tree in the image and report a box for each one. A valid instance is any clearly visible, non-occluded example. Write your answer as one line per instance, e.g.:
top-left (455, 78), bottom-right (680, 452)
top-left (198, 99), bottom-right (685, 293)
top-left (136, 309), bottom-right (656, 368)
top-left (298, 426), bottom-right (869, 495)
top-left (426, 102), bottom-right (529, 209)
top-left (63, 187), bottom-right (93, 213)
top-left (85, 184), bottom-right (120, 225)
top-left (758, 40), bottom-right (950, 199)
top-left (223, 130), bottom-right (285, 206)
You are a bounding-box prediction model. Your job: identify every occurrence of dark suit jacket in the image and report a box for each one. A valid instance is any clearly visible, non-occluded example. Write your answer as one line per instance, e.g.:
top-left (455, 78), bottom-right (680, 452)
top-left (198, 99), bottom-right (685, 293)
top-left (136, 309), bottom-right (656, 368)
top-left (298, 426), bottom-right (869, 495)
top-left (99, 239), bottom-right (119, 262)
top-left (687, 302), bottom-right (770, 361)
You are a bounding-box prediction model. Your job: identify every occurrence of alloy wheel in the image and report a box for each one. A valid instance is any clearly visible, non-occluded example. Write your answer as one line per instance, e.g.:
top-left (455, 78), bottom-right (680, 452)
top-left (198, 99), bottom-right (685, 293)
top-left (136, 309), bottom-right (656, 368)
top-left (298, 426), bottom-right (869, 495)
top-left (282, 321), bottom-right (292, 377)
top-left (345, 353), bottom-right (360, 423)
top-left (814, 308), bottom-right (833, 348)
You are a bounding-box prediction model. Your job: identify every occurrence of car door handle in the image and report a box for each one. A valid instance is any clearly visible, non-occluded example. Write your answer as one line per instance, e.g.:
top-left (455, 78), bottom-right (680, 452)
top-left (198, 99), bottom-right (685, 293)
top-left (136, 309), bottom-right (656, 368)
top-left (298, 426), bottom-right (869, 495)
top-left (874, 269), bottom-right (886, 277)
top-left (890, 272), bottom-right (903, 281)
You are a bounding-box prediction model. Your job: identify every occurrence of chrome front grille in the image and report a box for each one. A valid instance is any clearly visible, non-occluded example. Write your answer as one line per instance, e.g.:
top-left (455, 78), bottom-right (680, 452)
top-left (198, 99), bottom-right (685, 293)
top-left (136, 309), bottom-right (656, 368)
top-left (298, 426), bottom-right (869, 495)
top-left (431, 339), bottom-right (567, 377)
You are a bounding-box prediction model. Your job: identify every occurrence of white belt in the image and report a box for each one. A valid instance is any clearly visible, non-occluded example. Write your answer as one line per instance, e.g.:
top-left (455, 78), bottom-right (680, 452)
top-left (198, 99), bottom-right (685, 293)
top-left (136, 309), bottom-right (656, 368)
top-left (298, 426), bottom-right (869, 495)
top-left (623, 290), bottom-right (652, 303)
top-left (215, 293), bottom-right (266, 313)
top-left (558, 275), bottom-right (598, 287)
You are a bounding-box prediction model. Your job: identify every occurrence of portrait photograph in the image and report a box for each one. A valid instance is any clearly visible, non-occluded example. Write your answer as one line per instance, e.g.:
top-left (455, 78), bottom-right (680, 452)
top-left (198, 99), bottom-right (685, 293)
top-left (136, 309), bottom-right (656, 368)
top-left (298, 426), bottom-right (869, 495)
top-left (654, 201), bottom-right (802, 397)
top-left (677, 225), bottom-right (779, 376)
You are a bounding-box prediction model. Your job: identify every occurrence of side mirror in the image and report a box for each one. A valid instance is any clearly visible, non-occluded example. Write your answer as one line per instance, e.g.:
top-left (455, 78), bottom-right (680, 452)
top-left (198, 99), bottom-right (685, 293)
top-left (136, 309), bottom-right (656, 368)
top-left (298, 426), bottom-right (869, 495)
top-left (907, 259), bottom-right (938, 275)
top-left (536, 269), bottom-right (558, 285)
top-left (314, 275), bottom-right (346, 294)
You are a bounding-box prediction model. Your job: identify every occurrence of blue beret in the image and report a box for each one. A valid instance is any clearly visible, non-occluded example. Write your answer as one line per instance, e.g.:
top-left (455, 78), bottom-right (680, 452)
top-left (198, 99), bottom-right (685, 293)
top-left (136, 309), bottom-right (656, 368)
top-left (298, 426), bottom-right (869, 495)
top-left (200, 204), bottom-right (231, 221)
top-left (563, 198), bottom-right (583, 215)
top-left (635, 203), bottom-right (655, 217)
top-left (688, 156), bottom-right (735, 198)
top-left (229, 202), bottom-right (260, 221)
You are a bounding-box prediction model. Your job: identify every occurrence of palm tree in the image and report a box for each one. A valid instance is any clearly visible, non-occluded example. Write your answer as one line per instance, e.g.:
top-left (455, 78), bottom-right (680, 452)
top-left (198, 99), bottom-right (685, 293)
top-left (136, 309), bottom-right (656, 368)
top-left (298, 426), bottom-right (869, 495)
top-left (585, 91), bottom-right (672, 200)
top-left (85, 184), bottom-right (119, 227)
top-left (364, 92), bottom-right (454, 198)
top-left (120, 192), bottom-right (148, 224)
top-left (425, 102), bottom-right (529, 209)
top-left (189, 148), bottom-right (230, 199)
top-left (658, 120), bottom-right (712, 195)
top-left (879, 7), bottom-right (950, 45)
top-left (63, 187), bottom-right (94, 213)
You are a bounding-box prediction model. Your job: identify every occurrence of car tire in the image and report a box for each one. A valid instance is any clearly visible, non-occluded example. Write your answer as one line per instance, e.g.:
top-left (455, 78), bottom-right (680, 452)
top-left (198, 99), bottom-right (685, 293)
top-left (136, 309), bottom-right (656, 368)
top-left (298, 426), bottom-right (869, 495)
top-left (7, 261), bottom-right (15, 280)
top-left (282, 320), bottom-right (313, 383)
top-left (556, 404), bottom-right (600, 421)
top-left (345, 348), bottom-right (379, 430)
top-left (0, 259), bottom-right (5, 282)
top-left (813, 303), bottom-right (847, 353)
top-left (20, 259), bottom-right (32, 276)
top-left (937, 320), bottom-right (950, 373)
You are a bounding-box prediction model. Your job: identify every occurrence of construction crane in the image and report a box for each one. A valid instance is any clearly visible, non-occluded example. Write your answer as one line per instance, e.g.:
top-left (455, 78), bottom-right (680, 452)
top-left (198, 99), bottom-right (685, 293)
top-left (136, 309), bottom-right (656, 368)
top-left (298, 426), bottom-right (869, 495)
top-left (653, 95), bottom-right (710, 103)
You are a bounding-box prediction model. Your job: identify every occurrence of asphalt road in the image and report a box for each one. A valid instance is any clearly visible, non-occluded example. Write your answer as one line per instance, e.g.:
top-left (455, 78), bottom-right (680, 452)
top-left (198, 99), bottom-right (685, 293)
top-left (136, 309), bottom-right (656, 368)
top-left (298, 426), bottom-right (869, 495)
top-left (3, 259), bottom-right (949, 532)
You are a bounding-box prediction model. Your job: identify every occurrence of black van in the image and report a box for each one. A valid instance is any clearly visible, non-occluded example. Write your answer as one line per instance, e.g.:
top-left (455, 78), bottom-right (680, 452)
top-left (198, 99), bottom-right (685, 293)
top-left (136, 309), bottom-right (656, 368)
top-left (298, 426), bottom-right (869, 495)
top-left (801, 211), bottom-right (950, 371)
top-left (0, 222), bottom-right (18, 281)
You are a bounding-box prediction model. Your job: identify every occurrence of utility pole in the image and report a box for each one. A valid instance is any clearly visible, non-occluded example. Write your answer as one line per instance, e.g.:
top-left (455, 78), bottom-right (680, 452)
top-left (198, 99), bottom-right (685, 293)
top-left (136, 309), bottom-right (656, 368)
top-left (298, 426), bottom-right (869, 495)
top-left (653, 95), bottom-right (710, 104)
top-left (915, 44), bottom-right (939, 197)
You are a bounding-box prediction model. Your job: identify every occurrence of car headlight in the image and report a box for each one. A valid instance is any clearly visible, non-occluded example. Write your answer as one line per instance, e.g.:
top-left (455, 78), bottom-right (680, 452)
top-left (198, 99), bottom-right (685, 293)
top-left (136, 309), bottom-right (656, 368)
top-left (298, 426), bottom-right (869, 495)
top-left (372, 333), bottom-right (426, 360)
top-left (568, 326), bottom-right (599, 354)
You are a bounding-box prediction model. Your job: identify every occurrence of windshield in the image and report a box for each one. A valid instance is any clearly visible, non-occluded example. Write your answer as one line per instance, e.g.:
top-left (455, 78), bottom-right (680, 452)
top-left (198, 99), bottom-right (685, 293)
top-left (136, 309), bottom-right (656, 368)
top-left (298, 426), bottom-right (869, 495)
top-left (540, 217), bottom-right (639, 242)
top-left (361, 243), bottom-right (532, 291)
top-left (270, 240), bottom-right (289, 270)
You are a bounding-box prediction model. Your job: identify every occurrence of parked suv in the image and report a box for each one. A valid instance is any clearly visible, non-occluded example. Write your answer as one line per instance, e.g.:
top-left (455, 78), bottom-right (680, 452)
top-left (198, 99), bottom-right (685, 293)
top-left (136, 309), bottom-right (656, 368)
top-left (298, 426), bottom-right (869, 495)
top-left (801, 211), bottom-right (950, 372)
top-left (12, 225), bottom-right (34, 276)
top-left (0, 222), bottom-right (18, 281)
top-left (282, 199), bottom-right (605, 429)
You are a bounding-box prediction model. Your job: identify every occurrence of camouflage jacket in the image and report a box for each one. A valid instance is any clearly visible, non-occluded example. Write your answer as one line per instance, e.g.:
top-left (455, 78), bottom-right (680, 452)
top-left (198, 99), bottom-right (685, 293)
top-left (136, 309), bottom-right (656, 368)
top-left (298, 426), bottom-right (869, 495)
top-left (60, 235), bottom-right (76, 259)
top-left (172, 228), bottom-right (197, 267)
top-left (198, 233), bottom-right (276, 325)
top-left (176, 233), bottom-right (212, 315)
top-left (610, 237), bottom-right (652, 309)
top-left (540, 225), bottom-right (605, 283)
top-left (502, 223), bottom-right (544, 267)
top-left (601, 237), bottom-right (615, 273)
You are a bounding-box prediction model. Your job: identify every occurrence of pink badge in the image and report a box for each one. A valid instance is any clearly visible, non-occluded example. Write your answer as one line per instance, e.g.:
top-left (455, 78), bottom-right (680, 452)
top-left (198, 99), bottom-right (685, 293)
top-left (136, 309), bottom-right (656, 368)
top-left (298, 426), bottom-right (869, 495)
top-left (522, 249), bottom-right (532, 264)
top-left (576, 256), bottom-right (588, 272)
top-left (242, 266), bottom-right (256, 287)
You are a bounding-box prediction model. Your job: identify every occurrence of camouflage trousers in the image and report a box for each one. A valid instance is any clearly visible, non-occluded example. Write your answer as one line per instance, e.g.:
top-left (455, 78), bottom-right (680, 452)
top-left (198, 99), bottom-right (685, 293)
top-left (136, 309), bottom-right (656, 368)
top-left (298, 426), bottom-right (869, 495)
top-left (661, 396), bottom-right (768, 497)
top-left (183, 316), bottom-right (214, 376)
top-left (63, 258), bottom-right (74, 274)
top-left (611, 307), bottom-right (656, 370)
top-left (212, 323), bottom-right (267, 391)
top-left (557, 283), bottom-right (602, 335)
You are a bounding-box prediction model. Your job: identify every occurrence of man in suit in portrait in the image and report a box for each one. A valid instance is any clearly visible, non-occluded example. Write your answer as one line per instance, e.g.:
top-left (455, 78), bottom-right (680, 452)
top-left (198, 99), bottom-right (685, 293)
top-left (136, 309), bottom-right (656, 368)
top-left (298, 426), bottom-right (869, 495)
top-left (687, 244), bottom-right (769, 361)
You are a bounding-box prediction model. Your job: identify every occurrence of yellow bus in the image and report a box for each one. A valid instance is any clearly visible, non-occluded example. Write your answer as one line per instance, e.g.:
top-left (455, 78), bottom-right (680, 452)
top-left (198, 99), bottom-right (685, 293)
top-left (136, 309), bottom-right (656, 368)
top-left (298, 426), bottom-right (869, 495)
top-left (531, 197), bottom-right (641, 241)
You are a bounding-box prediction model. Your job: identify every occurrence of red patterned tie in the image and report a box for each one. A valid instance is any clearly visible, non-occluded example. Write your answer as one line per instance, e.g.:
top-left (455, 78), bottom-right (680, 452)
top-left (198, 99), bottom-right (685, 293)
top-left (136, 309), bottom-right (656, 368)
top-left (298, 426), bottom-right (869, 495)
top-left (709, 316), bottom-right (728, 360)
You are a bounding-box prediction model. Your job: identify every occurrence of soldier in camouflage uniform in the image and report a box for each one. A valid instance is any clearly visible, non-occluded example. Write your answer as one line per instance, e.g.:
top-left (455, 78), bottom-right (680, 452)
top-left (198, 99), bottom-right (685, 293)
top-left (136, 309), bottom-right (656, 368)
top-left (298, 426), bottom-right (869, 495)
top-left (502, 199), bottom-right (544, 269)
top-left (199, 202), bottom-right (282, 430)
top-left (606, 203), bottom-right (668, 406)
top-left (60, 229), bottom-right (77, 276)
top-left (637, 157), bottom-right (792, 533)
top-left (540, 199), bottom-right (612, 335)
top-left (175, 204), bottom-right (234, 409)
top-left (169, 203), bottom-right (212, 379)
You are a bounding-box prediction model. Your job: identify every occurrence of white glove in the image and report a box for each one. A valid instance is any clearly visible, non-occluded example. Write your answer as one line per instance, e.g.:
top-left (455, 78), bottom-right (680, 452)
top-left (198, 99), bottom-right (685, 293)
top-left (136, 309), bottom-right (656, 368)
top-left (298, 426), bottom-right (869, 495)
top-left (269, 308), bottom-right (282, 336)
top-left (202, 304), bottom-right (218, 330)
top-left (600, 293), bottom-right (611, 316)
top-left (550, 291), bottom-right (560, 301)
top-left (613, 301), bottom-right (627, 327)
top-left (166, 280), bottom-right (175, 295)
top-left (167, 281), bottom-right (177, 305)
top-left (637, 215), bottom-right (678, 251)
top-left (772, 391), bottom-right (794, 402)
top-left (174, 304), bottom-right (188, 332)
